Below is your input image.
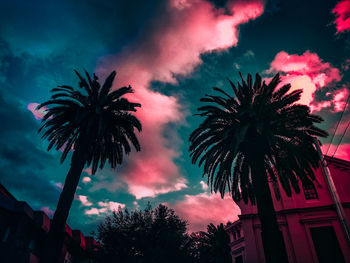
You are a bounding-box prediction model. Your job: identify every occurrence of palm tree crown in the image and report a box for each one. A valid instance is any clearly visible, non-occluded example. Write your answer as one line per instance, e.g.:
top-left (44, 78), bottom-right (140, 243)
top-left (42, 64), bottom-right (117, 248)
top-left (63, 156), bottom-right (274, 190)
top-left (38, 70), bottom-right (142, 174)
top-left (189, 73), bottom-right (328, 203)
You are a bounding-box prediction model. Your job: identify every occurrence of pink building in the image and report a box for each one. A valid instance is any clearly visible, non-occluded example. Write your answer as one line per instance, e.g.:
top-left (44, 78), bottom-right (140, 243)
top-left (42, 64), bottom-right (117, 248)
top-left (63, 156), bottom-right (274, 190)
top-left (226, 156), bottom-right (350, 263)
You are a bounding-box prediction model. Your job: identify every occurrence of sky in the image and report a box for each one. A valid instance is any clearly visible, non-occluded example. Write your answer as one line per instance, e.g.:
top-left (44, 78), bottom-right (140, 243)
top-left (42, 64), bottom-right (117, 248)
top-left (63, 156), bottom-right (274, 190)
top-left (0, 0), bottom-right (349, 234)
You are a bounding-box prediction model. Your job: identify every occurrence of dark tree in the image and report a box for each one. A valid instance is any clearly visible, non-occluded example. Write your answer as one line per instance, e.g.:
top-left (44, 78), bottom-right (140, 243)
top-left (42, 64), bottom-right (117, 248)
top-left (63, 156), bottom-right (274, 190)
top-left (189, 73), bottom-right (328, 262)
top-left (38, 70), bottom-right (142, 262)
top-left (189, 223), bottom-right (232, 263)
top-left (97, 204), bottom-right (190, 263)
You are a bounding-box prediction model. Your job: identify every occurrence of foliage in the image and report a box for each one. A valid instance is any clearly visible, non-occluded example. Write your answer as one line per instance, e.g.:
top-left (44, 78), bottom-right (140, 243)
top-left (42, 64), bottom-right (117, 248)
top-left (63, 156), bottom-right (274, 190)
top-left (189, 73), bottom-right (328, 203)
top-left (188, 223), bottom-right (232, 263)
top-left (189, 72), bottom-right (328, 262)
top-left (97, 204), bottom-right (232, 263)
top-left (37, 70), bottom-right (142, 262)
top-left (38, 70), bottom-right (142, 174)
top-left (97, 204), bottom-right (190, 263)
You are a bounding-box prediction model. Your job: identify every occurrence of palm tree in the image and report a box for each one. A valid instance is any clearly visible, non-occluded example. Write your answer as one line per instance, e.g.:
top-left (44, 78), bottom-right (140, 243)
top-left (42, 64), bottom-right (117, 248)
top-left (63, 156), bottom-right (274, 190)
top-left (188, 223), bottom-right (231, 263)
top-left (37, 70), bottom-right (142, 262)
top-left (189, 73), bottom-right (328, 263)
top-left (203, 223), bottom-right (232, 263)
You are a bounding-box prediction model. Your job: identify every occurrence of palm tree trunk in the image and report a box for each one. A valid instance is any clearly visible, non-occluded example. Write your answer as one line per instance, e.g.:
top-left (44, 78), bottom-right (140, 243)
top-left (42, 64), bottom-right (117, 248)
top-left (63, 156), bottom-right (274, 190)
top-left (251, 156), bottom-right (289, 263)
top-left (42, 141), bottom-right (87, 263)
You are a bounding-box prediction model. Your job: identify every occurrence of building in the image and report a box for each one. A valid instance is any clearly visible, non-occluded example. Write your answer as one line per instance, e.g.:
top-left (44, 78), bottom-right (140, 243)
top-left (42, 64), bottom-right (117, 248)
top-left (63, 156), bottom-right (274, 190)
top-left (226, 156), bottom-right (350, 263)
top-left (0, 184), bottom-right (98, 263)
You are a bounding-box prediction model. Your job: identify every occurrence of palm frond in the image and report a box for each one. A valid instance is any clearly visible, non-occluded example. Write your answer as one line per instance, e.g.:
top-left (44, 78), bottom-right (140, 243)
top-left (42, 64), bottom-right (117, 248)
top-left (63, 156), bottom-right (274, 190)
top-left (189, 72), bottom-right (327, 203)
top-left (38, 70), bottom-right (142, 172)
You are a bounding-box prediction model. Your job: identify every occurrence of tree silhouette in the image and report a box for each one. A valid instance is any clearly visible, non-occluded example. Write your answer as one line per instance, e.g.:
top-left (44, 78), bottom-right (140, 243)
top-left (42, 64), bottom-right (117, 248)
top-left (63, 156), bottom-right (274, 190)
top-left (97, 204), bottom-right (189, 263)
top-left (189, 73), bottom-right (328, 262)
top-left (189, 223), bottom-right (232, 263)
top-left (38, 70), bottom-right (142, 262)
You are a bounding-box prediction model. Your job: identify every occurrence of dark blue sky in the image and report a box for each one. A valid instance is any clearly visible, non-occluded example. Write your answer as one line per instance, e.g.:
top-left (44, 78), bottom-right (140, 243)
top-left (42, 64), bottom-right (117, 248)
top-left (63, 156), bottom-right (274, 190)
top-left (0, 0), bottom-right (349, 234)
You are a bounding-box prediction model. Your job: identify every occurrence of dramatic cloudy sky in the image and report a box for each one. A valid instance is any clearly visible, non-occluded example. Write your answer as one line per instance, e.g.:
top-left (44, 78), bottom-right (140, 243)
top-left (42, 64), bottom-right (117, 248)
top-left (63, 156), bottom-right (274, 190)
top-left (0, 0), bottom-right (349, 234)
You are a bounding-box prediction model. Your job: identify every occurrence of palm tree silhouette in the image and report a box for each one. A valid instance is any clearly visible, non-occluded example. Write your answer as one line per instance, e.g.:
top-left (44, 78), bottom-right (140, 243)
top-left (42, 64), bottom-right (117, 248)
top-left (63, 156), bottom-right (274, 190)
top-left (189, 73), bottom-right (328, 263)
top-left (38, 70), bottom-right (142, 262)
top-left (204, 223), bottom-right (231, 263)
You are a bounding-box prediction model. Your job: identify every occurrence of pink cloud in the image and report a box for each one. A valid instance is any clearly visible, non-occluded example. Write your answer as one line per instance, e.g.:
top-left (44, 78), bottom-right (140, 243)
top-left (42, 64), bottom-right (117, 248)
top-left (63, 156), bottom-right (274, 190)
top-left (82, 176), bottom-right (91, 183)
top-left (78, 195), bottom-right (93, 206)
top-left (98, 201), bottom-right (125, 211)
top-left (168, 193), bottom-right (241, 232)
top-left (85, 207), bottom-right (106, 216)
top-left (85, 200), bottom-right (125, 216)
top-left (332, 0), bottom-right (350, 33)
top-left (97, 0), bottom-right (264, 199)
top-left (50, 181), bottom-right (63, 191)
top-left (200, 181), bottom-right (208, 190)
top-left (342, 59), bottom-right (350, 71)
top-left (27, 102), bottom-right (47, 120)
top-left (310, 86), bottom-right (349, 112)
top-left (321, 143), bottom-right (350, 161)
top-left (309, 101), bottom-right (332, 112)
top-left (41, 206), bottom-right (54, 217)
top-left (333, 87), bottom-right (349, 112)
top-left (267, 51), bottom-right (342, 112)
top-left (83, 168), bottom-right (93, 176)
top-left (130, 181), bottom-right (188, 200)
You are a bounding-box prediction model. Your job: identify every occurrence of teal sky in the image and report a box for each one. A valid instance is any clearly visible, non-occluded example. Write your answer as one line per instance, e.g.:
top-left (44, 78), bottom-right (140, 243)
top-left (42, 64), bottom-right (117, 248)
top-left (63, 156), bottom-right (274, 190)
top-left (0, 0), bottom-right (349, 234)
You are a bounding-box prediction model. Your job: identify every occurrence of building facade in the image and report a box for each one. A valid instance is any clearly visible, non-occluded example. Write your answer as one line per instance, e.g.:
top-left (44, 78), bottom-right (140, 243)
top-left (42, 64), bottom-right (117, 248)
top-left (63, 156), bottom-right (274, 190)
top-left (226, 156), bottom-right (350, 263)
top-left (0, 184), bottom-right (98, 263)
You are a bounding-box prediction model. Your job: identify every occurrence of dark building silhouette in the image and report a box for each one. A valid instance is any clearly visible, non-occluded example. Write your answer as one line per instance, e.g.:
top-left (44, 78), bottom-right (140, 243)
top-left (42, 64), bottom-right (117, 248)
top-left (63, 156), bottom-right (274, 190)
top-left (0, 184), bottom-right (98, 263)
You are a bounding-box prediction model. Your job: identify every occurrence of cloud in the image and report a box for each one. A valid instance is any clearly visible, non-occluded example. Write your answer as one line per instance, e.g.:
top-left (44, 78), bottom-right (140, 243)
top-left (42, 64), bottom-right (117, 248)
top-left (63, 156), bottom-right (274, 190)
top-left (0, 167), bottom-right (61, 210)
top-left (321, 143), bottom-right (350, 161)
top-left (332, 0), bottom-right (350, 33)
top-left (51, 181), bottom-right (63, 191)
top-left (97, 0), bottom-right (264, 199)
top-left (133, 201), bottom-right (140, 210)
top-left (27, 103), bottom-right (47, 120)
top-left (98, 201), bottom-right (126, 211)
top-left (168, 192), bottom-right (240, 232)
top-left (130, 180), bottom-right (188, 200)
top-left (82, 176), bottom-right (91, 183)
top-left (85, 200), bottom-right (125, 216)
top-left (78, 195), bottom-right (93, 206)
top-left (85, 207), bottom-right (106, 216)
top-left (243, 49), bottom-right (255, 59)
top-left (83, 168), bottom-right (93, 176)
top-left (332, 87), bottom-right (349, 112)
top-left (200, 181), bottom-right (208, 190)
top-left (0, 90), bottom-right (62, 209)
top-left (342, 59), bottom-right (350, 71)
top-left (267, 50), bottom-right (342, 112)
top-left (310, 85), bottom-right (349, 112)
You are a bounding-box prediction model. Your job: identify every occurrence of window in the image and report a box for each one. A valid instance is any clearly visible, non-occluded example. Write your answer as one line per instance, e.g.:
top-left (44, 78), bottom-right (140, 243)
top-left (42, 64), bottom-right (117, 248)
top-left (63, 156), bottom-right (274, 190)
top-left (235, 255), bottom-right (243, 263)
top-left (310, 226), bottom-right (345, 263)
top-left (28, 239), bottom-right (35, 252)
top-left (303, 183), bottom-right (318, 200)
top-left (2, 227), bottom-right (10, 242)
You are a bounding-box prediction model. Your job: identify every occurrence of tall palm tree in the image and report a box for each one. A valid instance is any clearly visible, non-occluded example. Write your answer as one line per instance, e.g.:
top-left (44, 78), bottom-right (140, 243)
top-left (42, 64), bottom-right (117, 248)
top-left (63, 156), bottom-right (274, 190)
top-left (38, 70), bottom-right (142, 262)
top-left (189, 73), bottom-right (328, 263)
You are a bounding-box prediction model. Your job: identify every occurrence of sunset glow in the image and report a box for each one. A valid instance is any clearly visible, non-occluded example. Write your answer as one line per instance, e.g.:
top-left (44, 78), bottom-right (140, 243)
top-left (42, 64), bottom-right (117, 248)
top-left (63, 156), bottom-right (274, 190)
top-left (1, 0), bottom-right (349, 235)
